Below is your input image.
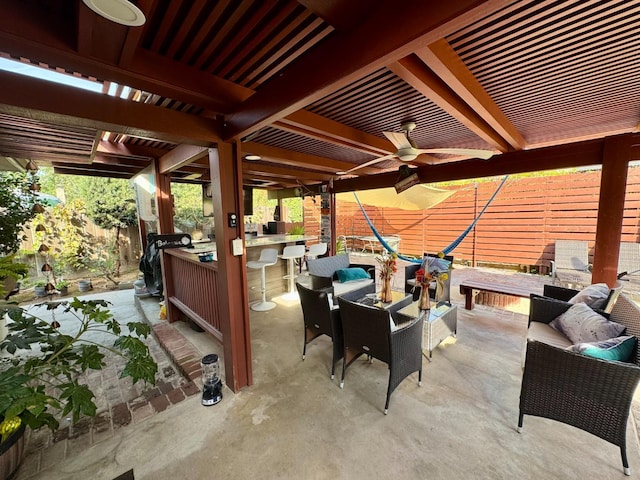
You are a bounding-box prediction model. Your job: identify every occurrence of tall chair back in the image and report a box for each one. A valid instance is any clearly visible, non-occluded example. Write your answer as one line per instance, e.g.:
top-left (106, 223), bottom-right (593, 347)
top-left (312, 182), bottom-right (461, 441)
top-left (296, 282), bottom-right (343, 378)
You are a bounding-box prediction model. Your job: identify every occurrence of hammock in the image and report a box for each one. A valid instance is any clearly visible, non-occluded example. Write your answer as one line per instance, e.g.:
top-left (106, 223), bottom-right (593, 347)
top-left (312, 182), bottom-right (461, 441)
top-left (353, 175), bottom-right (509, 263)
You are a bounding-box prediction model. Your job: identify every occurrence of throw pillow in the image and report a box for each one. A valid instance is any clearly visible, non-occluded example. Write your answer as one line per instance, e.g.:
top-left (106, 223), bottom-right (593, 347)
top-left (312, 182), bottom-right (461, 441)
top-left (550, 302), bottom-right (626, 343)
top-left (336, 267), bottom-right (370, 283)
top-left (569, 283), bottom-right (610, 310)
top-left (569, 335), bottom-right (636, 362)
top-left (421, 255), bottom-right (451, 274)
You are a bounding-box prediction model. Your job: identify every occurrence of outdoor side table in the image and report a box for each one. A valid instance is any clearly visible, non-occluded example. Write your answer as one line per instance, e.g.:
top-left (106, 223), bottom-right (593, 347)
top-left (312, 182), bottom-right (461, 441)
top-left (398, 301), bottom-right (457, 359)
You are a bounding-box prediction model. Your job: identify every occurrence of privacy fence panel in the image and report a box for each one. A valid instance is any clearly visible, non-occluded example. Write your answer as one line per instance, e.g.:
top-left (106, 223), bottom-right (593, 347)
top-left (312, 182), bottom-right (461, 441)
top-left (304, 167), bottom-right (640, 271)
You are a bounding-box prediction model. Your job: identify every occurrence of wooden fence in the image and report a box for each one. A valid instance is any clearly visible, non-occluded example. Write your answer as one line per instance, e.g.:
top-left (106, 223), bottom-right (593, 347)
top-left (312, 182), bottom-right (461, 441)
top-left (303, 167), bottom-right (640, 272)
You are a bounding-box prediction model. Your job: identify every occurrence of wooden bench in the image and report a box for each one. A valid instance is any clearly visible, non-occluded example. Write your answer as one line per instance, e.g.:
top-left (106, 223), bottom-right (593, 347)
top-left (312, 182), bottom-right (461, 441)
top-left (459, 280), bottom-right (532, 310)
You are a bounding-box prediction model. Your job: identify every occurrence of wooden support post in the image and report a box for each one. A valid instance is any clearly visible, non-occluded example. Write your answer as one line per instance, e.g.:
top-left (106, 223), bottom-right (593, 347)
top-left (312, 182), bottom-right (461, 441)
top-left (209, 144), bottom-right (253, 392)
top-left (154, 159), bottom-right (181, 323)
top-left (592, 135), bottom-right (633, 287)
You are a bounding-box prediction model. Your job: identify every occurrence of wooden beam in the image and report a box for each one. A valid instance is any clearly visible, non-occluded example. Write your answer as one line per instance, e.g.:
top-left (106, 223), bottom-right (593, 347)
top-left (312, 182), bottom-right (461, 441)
top-left (297, 0), bottom-right (375, 31)
top-left (276, 110), bottom-right (393, 156)
top-left (0, 1), bottom-right (252, 113)
top-left (417, 39), bottom-right (526, 150)
top-left (97, 140), bottom-right (167, 159)
top-left (159, 145), bottom-right (209, 174)
top-left (242, 141), bottom-right (382, 175)
top-left (224, 0), bottom-right (512, 140)
top-left (52, 165), bottom-right (135, 179)
top-left (130, 49), bottom-right (255, 110)
top-left (243, 163), bottom-right (334, 182)
top-left (0, 70), bottom-right (221, 145)
top-left (333, 136), bottom-right (628, 192)
top-left (389, 55), bottom-right (510, 151)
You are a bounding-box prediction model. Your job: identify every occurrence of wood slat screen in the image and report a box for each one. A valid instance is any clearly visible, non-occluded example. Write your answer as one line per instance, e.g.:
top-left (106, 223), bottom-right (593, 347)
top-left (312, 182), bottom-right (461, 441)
top-left (304, 168), bottom-right (640, 271)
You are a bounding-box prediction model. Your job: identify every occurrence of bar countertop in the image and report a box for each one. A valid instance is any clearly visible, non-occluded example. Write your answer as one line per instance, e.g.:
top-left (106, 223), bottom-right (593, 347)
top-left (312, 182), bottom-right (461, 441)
top-left (245, 234), bottom-right (316, 247)
top-left (176, 234), bottom-right (317, 257)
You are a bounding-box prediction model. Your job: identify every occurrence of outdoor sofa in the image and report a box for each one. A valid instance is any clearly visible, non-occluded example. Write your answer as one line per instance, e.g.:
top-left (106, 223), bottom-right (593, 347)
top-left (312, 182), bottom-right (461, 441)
top-left (306, 253), bottom-right (375, 300)
top-left (519, 284), bottom-right (640, 475)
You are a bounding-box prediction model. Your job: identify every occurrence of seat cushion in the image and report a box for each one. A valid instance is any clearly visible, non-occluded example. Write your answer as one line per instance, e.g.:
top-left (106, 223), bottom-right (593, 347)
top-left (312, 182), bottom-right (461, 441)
top-left (522, 322), bottom-right (574, 367)
top-left (550, 302), bottom-right (626, 344)
top-left (332, 278), bottom-right (374, 297)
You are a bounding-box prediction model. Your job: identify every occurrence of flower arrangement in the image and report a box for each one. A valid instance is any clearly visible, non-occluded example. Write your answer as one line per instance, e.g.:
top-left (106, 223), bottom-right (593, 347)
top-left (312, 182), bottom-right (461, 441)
top-left (376, 251), bottom-right (398, 302)
top-left (376, 251), bottom-right (398, 280)
top-left (414, 252), bottom-right (451, 303)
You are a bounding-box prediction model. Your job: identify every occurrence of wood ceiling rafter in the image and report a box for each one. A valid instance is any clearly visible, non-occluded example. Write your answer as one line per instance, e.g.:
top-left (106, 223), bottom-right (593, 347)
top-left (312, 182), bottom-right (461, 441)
top-left (88, 130), bottom-right (101, 162)
top-left (275, 110), bottom-right (393, 156)
top-left (0, 0), bottom-right (252, 113)
top-left (210, 2), bottom-right (296, 78)
top-left (388, 55), bottom-right (510, 152)
top-left (417, 39), bottom-right (525, 150)
top-left (159, 145), bottom-right (209, 175)
top-left (96, 140), bottom-right (166, 159)
top-left (208, 1), bottom-right (278, 76)
top-left (243, 163), bottom-right (334, 182)
top-left (0, 70), bottom-right (221, 146)
top-left (241, 141), bottom-right (381, 176)
top-left (243, 174), bottom-right (296, 189)
top-left (53, 164), bottom-right (132, 179)
top-left (193, 2), bottom-right (255, 71)
top-left (223, 0), bottom-right (514, 141)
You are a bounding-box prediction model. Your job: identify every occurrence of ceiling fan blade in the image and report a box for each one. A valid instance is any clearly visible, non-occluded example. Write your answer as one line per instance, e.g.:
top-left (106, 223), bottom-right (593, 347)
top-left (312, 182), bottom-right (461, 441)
top-left (416, 148), bottom-right (494, 160)
top-left (383, 131), bottom-right (412, 150)
top-left (336, 154), bottom-right (397, 175)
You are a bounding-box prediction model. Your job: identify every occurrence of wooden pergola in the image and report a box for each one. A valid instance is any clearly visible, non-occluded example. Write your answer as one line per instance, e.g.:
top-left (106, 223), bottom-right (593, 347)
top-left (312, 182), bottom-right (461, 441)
top-left (0, 0), bottom-right (638, 390)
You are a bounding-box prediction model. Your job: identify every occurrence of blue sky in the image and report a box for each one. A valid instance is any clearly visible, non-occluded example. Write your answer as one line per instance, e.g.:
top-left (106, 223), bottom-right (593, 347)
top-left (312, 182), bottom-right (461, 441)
top-left (0, 57), bottom-right (104, 93)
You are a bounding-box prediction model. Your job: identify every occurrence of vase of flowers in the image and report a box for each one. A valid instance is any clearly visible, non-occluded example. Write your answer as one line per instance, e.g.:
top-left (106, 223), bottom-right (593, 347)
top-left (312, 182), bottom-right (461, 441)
top-left (376, 251), bottom-right (397, 303)
top-left (414, 253), bottom-right (451, 310)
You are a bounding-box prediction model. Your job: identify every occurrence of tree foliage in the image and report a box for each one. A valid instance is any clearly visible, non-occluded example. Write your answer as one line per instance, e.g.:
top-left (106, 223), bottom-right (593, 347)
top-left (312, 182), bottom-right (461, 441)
top-left (0, 172), bottom-right (38, 255)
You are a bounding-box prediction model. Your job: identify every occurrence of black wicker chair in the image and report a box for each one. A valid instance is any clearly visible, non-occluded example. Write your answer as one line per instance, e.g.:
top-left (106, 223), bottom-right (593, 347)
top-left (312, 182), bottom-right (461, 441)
top-left (296, 282), bottom-right (343, 379)
top-left (336, 296), bottom-right (423, 414)
top-left (519, 289), bottom-right (640, 476)
top-left (405, 253), bottom-right (453, 302)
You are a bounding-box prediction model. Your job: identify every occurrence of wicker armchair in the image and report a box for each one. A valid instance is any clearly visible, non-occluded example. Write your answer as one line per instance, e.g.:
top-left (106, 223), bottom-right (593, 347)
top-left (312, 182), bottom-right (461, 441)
top-left (336, 296), bottom-right (423, 414)
top-left (296, 283), bottom-right (343, 379)
top-left (404, 253), bottom-right (453, 302)
top-left (519, 290), bottom-right (640, 475)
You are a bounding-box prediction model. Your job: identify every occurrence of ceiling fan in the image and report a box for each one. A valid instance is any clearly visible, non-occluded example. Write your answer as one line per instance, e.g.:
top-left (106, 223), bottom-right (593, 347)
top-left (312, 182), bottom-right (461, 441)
top-left (336, 122), bottom-right (494, 175)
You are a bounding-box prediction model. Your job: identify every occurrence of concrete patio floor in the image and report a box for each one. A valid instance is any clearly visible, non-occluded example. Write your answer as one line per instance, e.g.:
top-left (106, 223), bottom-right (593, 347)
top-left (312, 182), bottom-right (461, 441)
top-left (11, 262), bottom-right (640, 480)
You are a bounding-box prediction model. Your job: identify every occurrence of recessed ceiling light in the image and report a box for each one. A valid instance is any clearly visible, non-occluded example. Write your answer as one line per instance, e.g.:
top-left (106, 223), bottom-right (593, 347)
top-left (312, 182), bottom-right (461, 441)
top-left (245, 154), bottom-right (261, 161)
top-left (82, 0), bottom-right (146, 26)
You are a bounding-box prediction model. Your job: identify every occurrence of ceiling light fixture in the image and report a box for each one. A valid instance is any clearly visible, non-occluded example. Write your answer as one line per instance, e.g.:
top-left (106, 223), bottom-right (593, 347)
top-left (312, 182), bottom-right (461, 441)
top-left (82, 0), bottom-right (146, 27)
top-left (245, 155), bottom-right (261, 161)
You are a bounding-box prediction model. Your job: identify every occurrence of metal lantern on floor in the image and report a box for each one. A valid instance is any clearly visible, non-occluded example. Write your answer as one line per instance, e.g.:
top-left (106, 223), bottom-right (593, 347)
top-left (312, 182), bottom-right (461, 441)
top-left (201, 354), bottom-right (223, 406)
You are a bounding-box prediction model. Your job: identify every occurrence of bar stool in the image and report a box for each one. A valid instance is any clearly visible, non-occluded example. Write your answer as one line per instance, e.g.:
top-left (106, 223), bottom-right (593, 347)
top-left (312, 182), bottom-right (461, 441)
top-left (280, 245), bottom-right (306, 295)
top-left (247, 248), bottom-right (279, 311)
top-left (305, 242), bottom-right (327, 271)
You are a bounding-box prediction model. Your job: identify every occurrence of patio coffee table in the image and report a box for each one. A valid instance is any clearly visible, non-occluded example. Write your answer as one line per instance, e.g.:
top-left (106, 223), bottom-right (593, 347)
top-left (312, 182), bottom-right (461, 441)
top-left (353, 289), bottom-right (412, 312)
top-left (398, 301), bottom-right (457, 359)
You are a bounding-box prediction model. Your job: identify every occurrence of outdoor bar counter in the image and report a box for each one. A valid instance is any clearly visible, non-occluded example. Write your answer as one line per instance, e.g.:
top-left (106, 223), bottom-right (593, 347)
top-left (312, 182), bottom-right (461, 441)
top-left (162, 234), bottom-right (316, 338)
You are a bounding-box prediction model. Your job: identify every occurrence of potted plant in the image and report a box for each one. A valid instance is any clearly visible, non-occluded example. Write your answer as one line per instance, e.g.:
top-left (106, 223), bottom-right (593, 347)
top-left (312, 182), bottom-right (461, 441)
top-left (33, 279), bottom-right (47, 297)
top-left (0, 296), bottom-right (157, 478)
top-left (55, 280), bottom-right (69, 296)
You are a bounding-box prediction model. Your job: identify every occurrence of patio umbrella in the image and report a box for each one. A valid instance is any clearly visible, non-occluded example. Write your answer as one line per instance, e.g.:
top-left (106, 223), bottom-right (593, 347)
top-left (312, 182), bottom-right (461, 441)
top-left (336, 184), bottom-right (454, 211)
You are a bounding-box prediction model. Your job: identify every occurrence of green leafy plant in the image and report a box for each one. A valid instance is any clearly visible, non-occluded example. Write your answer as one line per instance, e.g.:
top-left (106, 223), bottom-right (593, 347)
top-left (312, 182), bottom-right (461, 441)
top-left (55, 281), bottom-right (69, 290)
top-left (0, 298), bottom-right (157, 443)
top-left (288, 225), bottom-right (305, 235)
top-left (33, 279), bottom-right (47, 287)
top-left (0, 172), bottom-right (38, 256)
